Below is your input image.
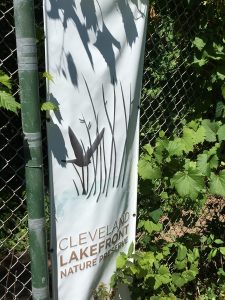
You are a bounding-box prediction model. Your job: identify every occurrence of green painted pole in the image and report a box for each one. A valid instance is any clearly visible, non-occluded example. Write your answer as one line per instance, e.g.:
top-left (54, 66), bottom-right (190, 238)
top-left (13, 1), bottom-right (49, 299)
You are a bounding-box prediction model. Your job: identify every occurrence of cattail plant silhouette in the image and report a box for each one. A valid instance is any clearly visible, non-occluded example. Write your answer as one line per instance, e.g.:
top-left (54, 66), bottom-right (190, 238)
top-left (62, 78), bottom-right (135, 200)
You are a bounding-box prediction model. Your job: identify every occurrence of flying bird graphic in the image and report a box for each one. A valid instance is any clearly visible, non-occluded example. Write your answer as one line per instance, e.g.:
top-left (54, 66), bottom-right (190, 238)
top-left (62, 126), bottom-right (105, 167)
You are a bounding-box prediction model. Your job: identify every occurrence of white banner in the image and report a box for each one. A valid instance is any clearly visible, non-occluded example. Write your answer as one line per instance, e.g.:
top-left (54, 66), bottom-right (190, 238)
top-left (43, 0), bottom-right (148, 299)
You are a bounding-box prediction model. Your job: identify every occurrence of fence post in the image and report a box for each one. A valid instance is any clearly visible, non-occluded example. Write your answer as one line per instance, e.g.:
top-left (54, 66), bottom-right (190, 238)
top-left (13, 1), bottom-right (49, 299)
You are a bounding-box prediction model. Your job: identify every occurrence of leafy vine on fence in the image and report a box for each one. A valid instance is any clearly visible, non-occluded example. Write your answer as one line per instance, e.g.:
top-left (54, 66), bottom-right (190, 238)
top-left (0, 70), bottom-right (58, 114)
top-left (109, 0), bottom-right (225, 299)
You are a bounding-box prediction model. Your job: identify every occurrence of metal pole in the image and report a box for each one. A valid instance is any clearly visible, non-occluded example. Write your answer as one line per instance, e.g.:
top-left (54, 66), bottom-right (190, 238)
top-left (13, 1), bottom-right (49, 299)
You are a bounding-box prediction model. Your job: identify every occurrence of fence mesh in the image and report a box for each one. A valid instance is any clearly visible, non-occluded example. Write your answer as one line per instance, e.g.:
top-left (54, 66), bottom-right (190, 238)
top-left (0, 0), bottom-right (224, 299)
top-left (0, 1), bottom-right (32, 299)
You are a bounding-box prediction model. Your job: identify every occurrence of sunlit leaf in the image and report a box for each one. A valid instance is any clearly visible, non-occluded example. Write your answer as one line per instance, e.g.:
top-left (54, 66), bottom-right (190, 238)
top-left (0, 71), bottom-right (11, 90)
top-left (197, 153), bottom-right (211, 176)
top-left (116, 255), bottom-right (126, 269)
top-left (217, 124), bottom-right (225, 141)
top-left (171, 168), bottom-right (204, 199)
top-left (202, 119), bottom-right (218, 142)
top-left (41, 101), bottom-right (58, 111)
top-left (138, 159), bottom-right (161, 180)
top-left (193, 37), bottom-right (206, 51)
top-left (209, 170), bottom-right (225, 197)
top-left (0, 91), bottom-right (21, 114)
top-left (42, 71), bottom-right (54, 82)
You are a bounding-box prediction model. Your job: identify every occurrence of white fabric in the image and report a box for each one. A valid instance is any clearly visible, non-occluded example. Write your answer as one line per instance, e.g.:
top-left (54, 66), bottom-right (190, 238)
top-left (43, 0), bottom-right (148, 299)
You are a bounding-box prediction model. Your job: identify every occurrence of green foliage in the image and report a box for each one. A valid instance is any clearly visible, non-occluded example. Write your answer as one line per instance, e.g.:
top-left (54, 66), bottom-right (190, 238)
top-left (0, 91), bottom-right (21, 114)
top-left (209, 170), bottom-right (225, 196)
top-left (138, 119), bottom-right (225, 214)
top-left (0, 70), bottom-right (57, 114)
top-left (41, 101), bottom-right (58, 111)
top-left (113, 3), bottom-right (225, 298)
top-left (93, 282), bottom-right (114, 300)
top-left (42, 71), bottom-right (54, 82)
top-left (141, 10), bottom-right (187, 141)
top-left (0, 70), bottom-right (21, 114)
top-left (0, 71), bottom-right (12, 89)
top-left (111, 237), bottom-right (200, 299)
top-left (190, 0), bottom-right (225, 118)
top-left (138, 220), bottom-right (162, 235)
top-left (112, 230), bottom-right (225, 299)
top-left (0, 210), bottom-right (28, 254)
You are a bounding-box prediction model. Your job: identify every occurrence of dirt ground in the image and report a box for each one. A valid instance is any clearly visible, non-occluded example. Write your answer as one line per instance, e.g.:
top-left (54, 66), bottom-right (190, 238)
top-left (158, 196), bottom-right (225, 242)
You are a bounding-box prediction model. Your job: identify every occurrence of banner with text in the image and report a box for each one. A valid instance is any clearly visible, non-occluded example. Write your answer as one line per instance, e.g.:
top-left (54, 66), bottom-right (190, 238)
top-left (43, 0), bottom-right (148, 299)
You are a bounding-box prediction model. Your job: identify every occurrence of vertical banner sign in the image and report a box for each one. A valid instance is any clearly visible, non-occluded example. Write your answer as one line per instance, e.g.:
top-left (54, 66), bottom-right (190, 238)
top-left (43, 0), bottom-right (148, 299)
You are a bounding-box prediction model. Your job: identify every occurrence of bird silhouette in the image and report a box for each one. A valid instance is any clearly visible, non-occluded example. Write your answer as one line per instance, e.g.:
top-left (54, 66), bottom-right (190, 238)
top-left (62, 126), bottom-right (105, 167)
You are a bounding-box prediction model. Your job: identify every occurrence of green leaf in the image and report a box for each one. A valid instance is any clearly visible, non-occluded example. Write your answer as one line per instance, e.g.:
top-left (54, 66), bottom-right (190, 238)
top-left (193, 248), bottom-right (200, 260)
top-left (205, 144), bottom-right (220, 169)
top-left (217, 124), bottom-right (225, 141)
top-left (218, 268), bottom-right (225, 277)
top-left (177, 245), bottom-right (187, 261)
top-left (215, 101), bottom-right (225, 118)
top-left (138, 159), bottom-right (161, 180)
top-left (214, 239), bottom-right (223, 245)
top-left (0, 91), bottom-right (21, 114)
top-left (222, 83), bottom-right (225, 99)
top-left (209, 170), bottom-right (225, 197)
top-left (129, 264), bottom-right (138, 275)
top-left (193, 37), bottom-right (206, 51)
top-left (116, 255), bottom-right (126, 269)
top-left (143, 144), bottom-right (153, 155)
top-left (171, 168), bottom-right (204, 199)
top-left (159, 130), bottom-right (165, 138)
top-left (162, 246), bottom-right (170, 256)
top-left (139, 252), bottom-right (155, 268)
top-left (154, 272), bottom-right (171, 289)
top-left (175, 259), bottom-right (187, 270)
top-left (158, 265), bottom-right (170, 275)
top-left (154, 139), bottom-right (168, 163)
top-left (193, 56), bottom-right (208, 66)
top-left (207, 143), bottom-right (220, 156)
top-left (149, 208), bottom-right (163, 223)
top-left (187, 120), bottom-right (199, 131)
top-left (208, 155), bottom-right (219, 170)
top-left (167, 138), bottom-right (184, 156)
top-left (216, 72), bottom-right (225, 81)
top-left (139, 220), bottom-right (162, 234)
top-left (42, 71), bottom-right (54, 82)
top-left (41, 101), bottom-right (58, 111)
top-left (187, 249), bottom-right (199, 263)
top-left (110, 274), bottom-right (116, 288)
top-left (184, 159), bottom-right (196, 171)
top-left (208, 248), bottom-right (218, 260)
top-left (197, 154), bottom-right (211, 176)
top-left (155, 252), bottom-right (164, 261)
top-left (180, 126), bottom-right (205, 153)
top-left (213, 42), bottom-right (224, 55)
top-left (194, 126), bottom-right (206, 144)
top-left (181, 127), bottom-right (195, 152)
top-left (182, 269), bottom-right (197, 282)
top-left (172, 273), bottom-right (186, 288)
top-left (219, 247), bottom-right (225, 255)
top-left (127, 242), bottom-right (134, 257)
top-left (202, 120), bottom-right (219, 142)
top-left (0, 71), bottom-right (11, 90)
top-left (161, 192), bottom-right (168, 199)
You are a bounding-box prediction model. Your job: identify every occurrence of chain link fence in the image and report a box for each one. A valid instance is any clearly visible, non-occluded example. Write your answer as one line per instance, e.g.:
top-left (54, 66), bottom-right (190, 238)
top-left (0, 1), bottom-right (32, 299)
top-left (140, 0), bottom-right (225, 238)
top-left (1, 0), bottom-right (224, 299)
